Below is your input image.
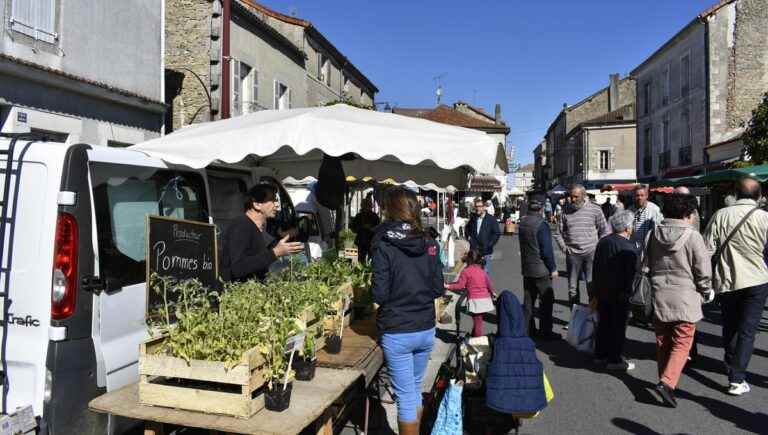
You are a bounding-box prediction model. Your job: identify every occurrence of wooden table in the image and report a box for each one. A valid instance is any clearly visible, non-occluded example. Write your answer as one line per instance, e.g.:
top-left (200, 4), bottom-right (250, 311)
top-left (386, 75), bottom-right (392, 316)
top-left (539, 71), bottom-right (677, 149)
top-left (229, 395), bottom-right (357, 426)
top-left (89, 320), bottom-right (385, 435)
top-left (89, 368), bottom-right (362, 435)
top-left (317, 317), bottom-right (382, 386)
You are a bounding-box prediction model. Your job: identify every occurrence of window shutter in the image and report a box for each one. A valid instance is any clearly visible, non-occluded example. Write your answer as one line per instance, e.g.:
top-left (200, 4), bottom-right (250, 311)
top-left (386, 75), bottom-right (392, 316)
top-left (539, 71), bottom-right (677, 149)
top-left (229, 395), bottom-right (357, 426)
top-left (273, 80), bottom-right (279, 109)
top-left (231, 60), bottom-right (241, 116)
top-left (609, 149), bottom-right (615, 171)
top-left (10, 0), bottom-right (35, 38)
top-left (252, 70), bottom-right (259, 111)
top-left (286, 88), bottom-right (292, 109)
top-left (36, 0), bottom-right (56, 43)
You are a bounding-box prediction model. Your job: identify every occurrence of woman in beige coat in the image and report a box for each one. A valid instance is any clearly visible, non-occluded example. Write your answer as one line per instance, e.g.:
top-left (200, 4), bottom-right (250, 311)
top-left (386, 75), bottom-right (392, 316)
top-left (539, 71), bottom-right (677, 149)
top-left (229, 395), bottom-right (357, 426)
top-left (646, 193), bottom-right (714, 407)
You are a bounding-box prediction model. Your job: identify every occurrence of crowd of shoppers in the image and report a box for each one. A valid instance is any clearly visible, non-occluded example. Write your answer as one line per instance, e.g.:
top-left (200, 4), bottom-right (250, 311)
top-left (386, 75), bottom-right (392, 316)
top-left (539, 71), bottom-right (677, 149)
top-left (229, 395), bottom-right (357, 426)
top-left (360, 177), bottom-right (767, 427)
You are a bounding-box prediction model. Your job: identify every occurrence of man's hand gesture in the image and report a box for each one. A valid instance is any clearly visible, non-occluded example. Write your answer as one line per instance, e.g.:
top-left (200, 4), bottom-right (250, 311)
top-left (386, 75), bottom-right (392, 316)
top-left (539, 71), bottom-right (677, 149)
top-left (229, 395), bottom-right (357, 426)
top-left (272, 235), bottom-right (304, 258)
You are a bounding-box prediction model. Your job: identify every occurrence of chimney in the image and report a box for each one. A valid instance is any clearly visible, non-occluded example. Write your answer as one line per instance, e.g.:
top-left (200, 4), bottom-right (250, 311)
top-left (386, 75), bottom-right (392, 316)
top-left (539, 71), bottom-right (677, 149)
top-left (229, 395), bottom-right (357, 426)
top-left (494, 104), bottom-right (502, 125)
top-left (562, 102), bottom-right (568, 110)
top-left (609, 73), bottom-right (620, 112)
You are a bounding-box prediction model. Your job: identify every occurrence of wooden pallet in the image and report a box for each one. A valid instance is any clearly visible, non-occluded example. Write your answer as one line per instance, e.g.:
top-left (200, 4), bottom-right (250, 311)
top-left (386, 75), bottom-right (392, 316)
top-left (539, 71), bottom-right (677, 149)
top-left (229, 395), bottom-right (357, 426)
top-left (138, 336), bottom-right (267, 418)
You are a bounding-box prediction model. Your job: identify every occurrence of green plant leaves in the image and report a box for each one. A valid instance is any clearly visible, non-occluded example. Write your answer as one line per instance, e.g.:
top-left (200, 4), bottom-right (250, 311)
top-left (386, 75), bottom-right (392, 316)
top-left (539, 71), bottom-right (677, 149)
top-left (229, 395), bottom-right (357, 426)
top-left (147, 259), bottom-right (372, 382)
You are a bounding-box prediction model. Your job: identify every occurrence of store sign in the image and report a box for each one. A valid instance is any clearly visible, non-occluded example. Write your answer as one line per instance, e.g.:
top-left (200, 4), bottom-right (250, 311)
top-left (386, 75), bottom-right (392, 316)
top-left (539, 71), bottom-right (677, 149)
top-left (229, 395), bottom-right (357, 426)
top-left (16, 112), bottom-right (27, 123)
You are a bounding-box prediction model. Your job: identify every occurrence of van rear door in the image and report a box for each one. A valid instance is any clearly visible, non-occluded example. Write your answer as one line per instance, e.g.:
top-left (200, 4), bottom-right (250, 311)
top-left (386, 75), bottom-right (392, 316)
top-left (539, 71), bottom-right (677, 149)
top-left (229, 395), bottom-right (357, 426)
top-left (87, 151), bottom-right (209, 392)
top-left (1, 141), bottom-right (60, 418)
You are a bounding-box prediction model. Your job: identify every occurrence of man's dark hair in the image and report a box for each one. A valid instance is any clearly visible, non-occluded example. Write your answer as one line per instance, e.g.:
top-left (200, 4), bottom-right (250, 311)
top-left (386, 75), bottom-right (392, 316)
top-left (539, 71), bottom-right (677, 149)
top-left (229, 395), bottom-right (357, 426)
top-left (735, 177), bottom-right (762, 201)
top-left (662, 193), bottom-right (698, 219)
top-left (244, 184), bottom-right (278, 211)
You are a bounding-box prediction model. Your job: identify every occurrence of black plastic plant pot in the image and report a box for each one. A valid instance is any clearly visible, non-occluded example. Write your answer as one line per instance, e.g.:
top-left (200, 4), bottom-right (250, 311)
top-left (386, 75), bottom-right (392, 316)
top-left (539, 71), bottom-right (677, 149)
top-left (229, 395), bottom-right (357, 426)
top-left (294, 356), bottom-right (317, 381)
top-left (265, 382), bottom-right (293, 412)
top-left (326, 334), bottom-right (342, 354)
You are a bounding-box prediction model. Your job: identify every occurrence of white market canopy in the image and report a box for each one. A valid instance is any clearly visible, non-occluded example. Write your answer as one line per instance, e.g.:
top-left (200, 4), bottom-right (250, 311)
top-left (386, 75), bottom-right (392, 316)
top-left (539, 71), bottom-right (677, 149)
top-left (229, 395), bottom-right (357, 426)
top-left (131, 104), bottom-right (507, 189)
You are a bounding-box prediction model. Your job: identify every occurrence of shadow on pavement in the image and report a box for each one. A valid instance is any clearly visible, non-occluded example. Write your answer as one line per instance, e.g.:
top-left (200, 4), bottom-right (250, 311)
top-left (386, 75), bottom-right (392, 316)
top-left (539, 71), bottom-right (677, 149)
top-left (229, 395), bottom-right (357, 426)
top-left (611, 417), bottom-right (663, 434)
top-left (673, 384), bottom-right (768, 434)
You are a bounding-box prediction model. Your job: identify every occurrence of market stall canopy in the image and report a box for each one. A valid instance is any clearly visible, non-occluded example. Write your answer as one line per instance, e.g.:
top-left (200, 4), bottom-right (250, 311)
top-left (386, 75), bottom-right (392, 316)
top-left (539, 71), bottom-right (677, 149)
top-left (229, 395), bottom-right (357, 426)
top-left (654, 164), bottom-right (768, 188)
top-left (548, 185), bottom-right (567, 195)
top-left (131, 104), bottom-right (508, 189)
top-left (467, 175), bottom-right (502, 192)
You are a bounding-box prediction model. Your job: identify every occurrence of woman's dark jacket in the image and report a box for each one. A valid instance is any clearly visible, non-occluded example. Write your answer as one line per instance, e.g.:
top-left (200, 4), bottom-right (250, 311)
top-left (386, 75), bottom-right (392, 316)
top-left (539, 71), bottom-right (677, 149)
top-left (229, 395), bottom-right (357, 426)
top-left (592, 233), bottom-right (638, 302)
top-left (370, 221), bottom-right (445, 334)
top-left (220, 214), bottom-right (277, 282)
top-left (486, 291), bottom-right (548, 414)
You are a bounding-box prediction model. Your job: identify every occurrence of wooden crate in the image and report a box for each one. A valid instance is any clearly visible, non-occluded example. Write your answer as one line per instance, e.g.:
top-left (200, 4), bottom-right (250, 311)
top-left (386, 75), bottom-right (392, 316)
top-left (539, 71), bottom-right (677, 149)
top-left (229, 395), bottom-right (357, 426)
top-left (138, 336), bottom-right (267, 418)
top-left (323, 282), bottom-right (354, 332)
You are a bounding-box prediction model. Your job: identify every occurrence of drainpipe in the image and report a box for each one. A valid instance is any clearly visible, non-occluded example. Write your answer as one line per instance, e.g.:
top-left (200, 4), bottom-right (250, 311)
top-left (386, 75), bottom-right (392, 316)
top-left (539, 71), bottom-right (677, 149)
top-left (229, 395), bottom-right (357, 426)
top-left (221, 0), bottom-right (231, 119)
top-left (703, 16), bottom-right (711, 172)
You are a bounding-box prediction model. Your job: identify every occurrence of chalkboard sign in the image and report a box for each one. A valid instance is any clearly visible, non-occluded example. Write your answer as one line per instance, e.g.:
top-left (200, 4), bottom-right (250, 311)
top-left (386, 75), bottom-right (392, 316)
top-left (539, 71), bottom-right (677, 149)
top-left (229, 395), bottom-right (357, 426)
top-left (146, 215), bottom-right (218, 311)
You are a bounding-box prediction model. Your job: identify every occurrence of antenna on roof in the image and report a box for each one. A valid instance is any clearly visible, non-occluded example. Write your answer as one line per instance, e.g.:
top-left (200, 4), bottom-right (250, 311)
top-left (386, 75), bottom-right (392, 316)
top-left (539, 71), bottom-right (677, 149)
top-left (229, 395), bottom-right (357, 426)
top-left (433, 73), bottom-right (446, 106)
top-left (289, 5), bottom-right (298, 17)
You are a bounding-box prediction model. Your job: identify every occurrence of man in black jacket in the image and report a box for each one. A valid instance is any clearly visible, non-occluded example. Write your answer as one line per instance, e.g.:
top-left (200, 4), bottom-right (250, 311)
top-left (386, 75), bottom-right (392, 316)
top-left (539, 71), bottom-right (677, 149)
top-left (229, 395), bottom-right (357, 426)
top-left (518, 197), bottom-right (559, 339)
top-left (593, 210), bottom-right (638, 371)
top-left (466, 198), bottom-right (502, 274)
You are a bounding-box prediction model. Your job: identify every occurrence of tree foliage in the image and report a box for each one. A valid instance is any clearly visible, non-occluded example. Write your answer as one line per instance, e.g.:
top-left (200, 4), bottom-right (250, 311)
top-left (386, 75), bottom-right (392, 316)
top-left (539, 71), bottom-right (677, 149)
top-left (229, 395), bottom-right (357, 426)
top-left (743, 91), bottom-right (768, 165)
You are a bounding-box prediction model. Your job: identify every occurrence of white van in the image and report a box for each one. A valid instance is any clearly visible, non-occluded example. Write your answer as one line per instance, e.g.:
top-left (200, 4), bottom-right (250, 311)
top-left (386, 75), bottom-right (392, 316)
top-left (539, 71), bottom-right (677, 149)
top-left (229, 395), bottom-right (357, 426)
top-left (0, 134), bottom-right (307, 434)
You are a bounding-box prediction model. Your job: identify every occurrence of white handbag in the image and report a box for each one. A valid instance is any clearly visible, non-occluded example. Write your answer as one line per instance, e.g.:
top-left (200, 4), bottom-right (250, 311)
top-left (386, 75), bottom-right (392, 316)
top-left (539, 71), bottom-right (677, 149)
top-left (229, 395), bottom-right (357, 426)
top-left (566, 305), bottom-right (598, 353)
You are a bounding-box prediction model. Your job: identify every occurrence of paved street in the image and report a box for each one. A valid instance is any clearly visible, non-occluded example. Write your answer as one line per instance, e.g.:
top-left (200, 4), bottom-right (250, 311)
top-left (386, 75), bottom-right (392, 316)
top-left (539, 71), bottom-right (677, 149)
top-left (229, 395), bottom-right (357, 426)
top-left (443, 232), bottom-right (768, 435)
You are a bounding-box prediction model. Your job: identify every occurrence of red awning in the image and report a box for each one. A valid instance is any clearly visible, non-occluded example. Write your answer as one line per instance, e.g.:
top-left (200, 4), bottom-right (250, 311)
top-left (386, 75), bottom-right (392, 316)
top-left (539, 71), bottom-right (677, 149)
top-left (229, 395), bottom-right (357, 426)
top-left (602, 184), bottom-right (673, 194)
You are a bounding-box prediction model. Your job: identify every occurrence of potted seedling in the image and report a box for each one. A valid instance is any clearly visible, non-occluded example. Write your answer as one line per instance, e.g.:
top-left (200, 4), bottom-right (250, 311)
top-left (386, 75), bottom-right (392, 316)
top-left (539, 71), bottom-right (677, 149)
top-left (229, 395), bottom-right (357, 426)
top-left (294, 331), bottom-right (318, 381)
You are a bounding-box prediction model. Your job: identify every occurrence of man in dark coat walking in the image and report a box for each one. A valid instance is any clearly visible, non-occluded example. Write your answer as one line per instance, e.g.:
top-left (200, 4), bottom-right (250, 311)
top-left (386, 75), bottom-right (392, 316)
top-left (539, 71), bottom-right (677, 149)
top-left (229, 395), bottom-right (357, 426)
top-left (593, 210), bottom-right (639, 371)
top-left (518, 196), bottom-right (559, 339)
top-left (466, 197), bottom-right (502, 275)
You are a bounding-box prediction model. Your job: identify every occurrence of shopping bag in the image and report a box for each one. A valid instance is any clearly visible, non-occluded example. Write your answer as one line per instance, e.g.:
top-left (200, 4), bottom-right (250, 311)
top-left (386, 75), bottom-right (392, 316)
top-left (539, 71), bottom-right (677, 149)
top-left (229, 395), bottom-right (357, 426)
top-left (566, 305), bottom-right (598, 353)
top-left (544, 373), bottom-right (554, 403)
top-left (460, 336), bottom-right (491, 388)
top-left (431, 380), bottom-right (463, 435)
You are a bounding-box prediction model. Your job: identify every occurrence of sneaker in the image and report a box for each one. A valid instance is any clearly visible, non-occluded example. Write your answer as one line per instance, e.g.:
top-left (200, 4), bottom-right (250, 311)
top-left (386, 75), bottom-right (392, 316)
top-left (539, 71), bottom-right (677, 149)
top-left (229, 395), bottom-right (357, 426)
top-left (606, 360), bottom-right (636, 372)
top-left (727, 381), bottom-right (750, 396)
top-left (654, 382), bottom-right (677, 408)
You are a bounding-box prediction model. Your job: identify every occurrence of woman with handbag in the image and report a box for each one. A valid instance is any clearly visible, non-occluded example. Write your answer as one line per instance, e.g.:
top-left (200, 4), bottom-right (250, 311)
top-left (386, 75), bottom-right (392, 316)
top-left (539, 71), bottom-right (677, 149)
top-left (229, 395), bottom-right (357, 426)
top-left (646, 193), bottom-right (714, 408)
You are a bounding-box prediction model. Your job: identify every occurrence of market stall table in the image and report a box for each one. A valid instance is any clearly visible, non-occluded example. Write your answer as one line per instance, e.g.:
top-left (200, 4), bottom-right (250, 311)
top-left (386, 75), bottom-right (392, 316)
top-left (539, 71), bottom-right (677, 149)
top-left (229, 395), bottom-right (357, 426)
top-left (89, 319), bottom-right (385, 435)
top-left (89, 367), bottom-right (360, 435)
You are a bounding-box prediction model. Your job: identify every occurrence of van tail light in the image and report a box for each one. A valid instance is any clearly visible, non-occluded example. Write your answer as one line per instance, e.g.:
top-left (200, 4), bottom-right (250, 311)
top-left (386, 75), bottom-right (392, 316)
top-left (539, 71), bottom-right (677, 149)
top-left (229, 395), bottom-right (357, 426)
top-left (51, 212), bottom-right (78, 320)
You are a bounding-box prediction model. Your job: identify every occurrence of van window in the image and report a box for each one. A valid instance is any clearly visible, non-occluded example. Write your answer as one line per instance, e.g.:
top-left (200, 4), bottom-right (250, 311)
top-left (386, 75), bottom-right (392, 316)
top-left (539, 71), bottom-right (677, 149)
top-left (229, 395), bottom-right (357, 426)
top-left (90, 163), bottom-right (208, 287)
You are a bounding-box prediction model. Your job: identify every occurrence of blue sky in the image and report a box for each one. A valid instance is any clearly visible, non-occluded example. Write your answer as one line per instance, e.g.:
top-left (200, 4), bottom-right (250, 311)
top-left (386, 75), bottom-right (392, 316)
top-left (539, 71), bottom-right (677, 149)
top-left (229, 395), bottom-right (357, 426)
top-left (264, 0), bottom-right (714, 165)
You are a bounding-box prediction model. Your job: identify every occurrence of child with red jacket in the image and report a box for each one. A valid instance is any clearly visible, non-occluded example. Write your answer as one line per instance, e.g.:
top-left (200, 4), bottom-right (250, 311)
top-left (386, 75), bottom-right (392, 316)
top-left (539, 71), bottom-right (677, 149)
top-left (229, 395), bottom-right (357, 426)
top-left (445, 249), bottom-right (497, 336)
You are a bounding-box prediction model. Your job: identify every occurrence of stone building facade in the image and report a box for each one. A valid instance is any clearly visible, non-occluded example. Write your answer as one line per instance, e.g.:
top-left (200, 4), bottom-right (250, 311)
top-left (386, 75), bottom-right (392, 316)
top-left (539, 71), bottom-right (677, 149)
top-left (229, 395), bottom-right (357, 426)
top-left (165, 0), bottom-right (378, 132)
top-left (533, 140), bottom-right (547, 190)
top-left (544, 74), bottom-right (636, 189)
top-left (632, 0), bottom-right (768, 180)
top-left (1, 0), bottom-right (164, 145)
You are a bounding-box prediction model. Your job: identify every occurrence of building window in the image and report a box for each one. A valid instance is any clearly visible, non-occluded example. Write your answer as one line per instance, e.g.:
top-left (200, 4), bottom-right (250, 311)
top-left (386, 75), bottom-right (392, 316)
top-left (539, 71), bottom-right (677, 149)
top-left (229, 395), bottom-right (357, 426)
top-left (10, 0), bottom-right (57, 43)
top-left (317, 52), bottom-right (331, 86)
top-left (678, 145), bottom-right (692, 166)
top-left (680, 111), bottom-right (691, 149)
top-left (659, 150), bottom-right (671, 171)
top-left (643, 82), bottom-right (652, 115)
top-left (231, 60), bottom-right (260, 115)
top-left (662, 65), bottom-right (671, 105)
top-left (681, 54), bottom-right (690, 97)
top-left (599, 150), bottom-right (611, 171)
top-left (643, 126), bottom-right (653, 175)
top-left (662, 116), bottom-right (670, 153)
top-left (273, 80), bottom-right (290, 110)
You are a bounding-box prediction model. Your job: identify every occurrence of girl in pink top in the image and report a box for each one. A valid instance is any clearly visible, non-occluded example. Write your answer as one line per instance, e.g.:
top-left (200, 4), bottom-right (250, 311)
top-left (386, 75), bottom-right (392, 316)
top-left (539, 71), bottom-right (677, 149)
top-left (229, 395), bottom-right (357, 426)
top-left (445, 250), bottom-right (497, 336)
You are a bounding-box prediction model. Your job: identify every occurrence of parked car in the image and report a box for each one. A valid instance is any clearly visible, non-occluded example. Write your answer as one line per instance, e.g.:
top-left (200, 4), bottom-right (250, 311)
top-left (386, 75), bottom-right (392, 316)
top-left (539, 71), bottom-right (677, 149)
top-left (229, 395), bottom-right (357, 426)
top-left (0, 135), bottom-right (313, 434)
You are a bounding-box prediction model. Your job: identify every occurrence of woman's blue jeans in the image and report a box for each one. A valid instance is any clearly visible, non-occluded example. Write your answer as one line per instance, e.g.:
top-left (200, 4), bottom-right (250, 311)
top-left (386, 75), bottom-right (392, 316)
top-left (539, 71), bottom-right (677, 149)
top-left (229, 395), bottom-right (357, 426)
top-left (381, 328), bottom-right (435, 422)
